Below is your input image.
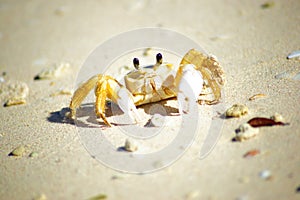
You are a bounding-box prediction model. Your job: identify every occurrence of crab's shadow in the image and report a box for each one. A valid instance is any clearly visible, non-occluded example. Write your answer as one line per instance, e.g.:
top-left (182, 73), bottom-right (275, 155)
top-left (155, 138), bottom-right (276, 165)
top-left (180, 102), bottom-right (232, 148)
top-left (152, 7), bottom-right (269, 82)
top-left (47, 100), bottom-right (179, 128)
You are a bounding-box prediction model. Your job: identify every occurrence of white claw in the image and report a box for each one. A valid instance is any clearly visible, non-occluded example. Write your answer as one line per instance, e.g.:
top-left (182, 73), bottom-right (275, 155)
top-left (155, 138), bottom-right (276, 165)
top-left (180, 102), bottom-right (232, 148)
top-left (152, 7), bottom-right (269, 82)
top-left (177, 64), bottom-right (203, 114)
top-left (117, 87), bottom-right (141, 124)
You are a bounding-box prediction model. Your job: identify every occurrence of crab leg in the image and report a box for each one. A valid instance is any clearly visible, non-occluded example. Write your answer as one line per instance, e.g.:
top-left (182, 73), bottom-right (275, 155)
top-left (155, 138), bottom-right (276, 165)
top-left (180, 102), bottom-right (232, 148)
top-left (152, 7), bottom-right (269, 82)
top-left (70, 74), bottom-right (140, 126)
top-left (95, 76), bottom-right (140, 126)
top-left (175, 64), bottom-right (203, 114)
top-left (69, 75), bottom-right (102, 119)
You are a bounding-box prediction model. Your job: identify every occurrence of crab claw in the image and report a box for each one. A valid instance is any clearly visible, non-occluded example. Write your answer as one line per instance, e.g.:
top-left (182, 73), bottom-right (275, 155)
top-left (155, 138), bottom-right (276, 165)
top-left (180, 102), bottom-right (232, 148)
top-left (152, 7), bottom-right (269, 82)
top-left (176, 64), bottom-right (203, 114)
top-left (116, 87), bottom-right (141, 124)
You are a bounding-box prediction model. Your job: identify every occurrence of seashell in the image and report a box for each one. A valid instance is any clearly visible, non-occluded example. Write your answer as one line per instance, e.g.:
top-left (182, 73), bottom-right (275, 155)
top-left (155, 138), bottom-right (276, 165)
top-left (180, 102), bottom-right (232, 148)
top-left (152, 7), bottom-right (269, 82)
top-left (124, 139), bottom-right (138, 152)
top-left (34, 62), bottom-right (70, 80)
top-left (226, 104), bottom-right (248, 118)
top-left (235, 123), bottom-right (259, 141)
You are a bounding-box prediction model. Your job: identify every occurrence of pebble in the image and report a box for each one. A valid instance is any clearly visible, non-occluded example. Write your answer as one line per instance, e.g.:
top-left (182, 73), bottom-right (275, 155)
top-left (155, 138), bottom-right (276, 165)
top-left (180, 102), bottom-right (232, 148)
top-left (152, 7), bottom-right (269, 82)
top-left (226, 104), bottom-right (248, 118)
top-left (261, 1), bottom-right (275, 9)
top-left (270, 113), bottom-right (284, 123)
top-left (33, 194), bottom-right (47, 200)
top-left (235, 123), bottom-right (259, 141)
top-left (4, 98), bottom-right (26, 107)
top-left (1, 81), bottom-right (29, 107)
top-left (287, 50), bottom-right (300, 59)
top-left (29, 152), bottom-right (38, 158)
top-left (54, 6), bottom-right (69, 16)
top-left (34, 62), bottom-right (70, 80)
top-left (259, 170), bottom-right (272, 180)
top-left (124, 139), bottom-right (138, 152)
top-left (10, 145), bottom-right (25, 156)
top-left (143, 48), bottom-right (152, 56)
top-left (87, 194), bottom-right (107, 200)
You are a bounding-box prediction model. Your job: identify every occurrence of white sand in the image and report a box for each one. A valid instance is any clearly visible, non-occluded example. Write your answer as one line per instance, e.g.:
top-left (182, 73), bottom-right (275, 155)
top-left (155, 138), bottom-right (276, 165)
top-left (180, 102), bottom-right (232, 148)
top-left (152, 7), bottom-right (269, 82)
top-left (1, 0), bottom-right (300, 199)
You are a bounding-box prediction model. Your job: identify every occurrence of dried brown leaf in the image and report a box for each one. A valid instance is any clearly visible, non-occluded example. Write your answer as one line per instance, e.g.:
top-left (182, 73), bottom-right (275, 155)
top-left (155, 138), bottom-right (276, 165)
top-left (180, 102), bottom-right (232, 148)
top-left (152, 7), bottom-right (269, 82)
top-left (243, 149), bottom-right (260, 158)
top-left (248, 117), bottom-right (287, 127)
top-left (249, 93), bottom-right (266, 101)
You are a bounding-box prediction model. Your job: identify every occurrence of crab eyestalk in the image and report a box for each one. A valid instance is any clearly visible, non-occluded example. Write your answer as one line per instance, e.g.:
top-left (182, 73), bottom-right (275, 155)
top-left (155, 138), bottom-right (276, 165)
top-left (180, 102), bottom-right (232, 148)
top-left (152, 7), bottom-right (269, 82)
top-left (156, 53), bottom-right (163, 65)
top-left (133, 58), bottom-right (140, 70)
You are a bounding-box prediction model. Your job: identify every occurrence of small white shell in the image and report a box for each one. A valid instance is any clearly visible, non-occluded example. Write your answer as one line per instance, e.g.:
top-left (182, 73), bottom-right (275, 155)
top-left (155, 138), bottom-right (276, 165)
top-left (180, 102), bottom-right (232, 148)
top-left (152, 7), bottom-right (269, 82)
top-left (34, 62), bottom-right (70, 80)
top-left (270, 113), bottom-right (284, 123)
top-left (235, 123), bottom-right (259, 141)
top-left (1, 81), bottom-right (29, 106)
top-left (124, 139), bottom-right (138, 152)
top-left (259, 170), bottom-right (272, 180)
top-left (226, 104), bottom-right (248, 118)
top-left (287, 50), bottom-right (300, 59)
top-left (10, 145), bottom-right (26, 156)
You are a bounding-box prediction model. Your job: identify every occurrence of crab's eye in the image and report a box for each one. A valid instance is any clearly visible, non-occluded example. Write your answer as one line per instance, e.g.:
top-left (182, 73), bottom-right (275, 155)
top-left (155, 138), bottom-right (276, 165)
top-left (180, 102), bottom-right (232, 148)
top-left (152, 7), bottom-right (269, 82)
top-left (156, 53), bottom-right (163, 64)
top-left (133, 58), bottom-right (140, 69)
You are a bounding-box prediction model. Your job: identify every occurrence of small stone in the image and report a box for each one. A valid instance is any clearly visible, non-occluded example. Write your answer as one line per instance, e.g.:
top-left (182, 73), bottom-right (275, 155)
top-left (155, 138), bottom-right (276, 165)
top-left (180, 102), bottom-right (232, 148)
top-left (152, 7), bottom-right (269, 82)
top-left (34, 62), bottom-right (70, 80)
top-left (54, 6), bottom-right (69, 16)
top-left (226, 104), bottom-right (248, 118)
top-left (87, 194), bottom-right (107, 200)
top-left (259, 170), bottom-right (272, 180)
top-left (143, 48), bottom-right (152, 56)
top-left (124, 139), bottom-right (138, 152)
top-left (29, 152), bottom-right (38, 158)
top-left (287, 50), bottom-right (300, 59)
top-left (4, 97), bottom-right (26, 107)
top-left (33, 193), bottom-right (47, 200)
top-left (270, 113), bottom-right (284, 123)
top-left (261, 2), bottom-right (274, 9)
top-left (1, 81), bottom-right (29, 107)
top-left (235, 123), bottom-right (259, 141)
top-left (10, 145), bottom-right (25, 156)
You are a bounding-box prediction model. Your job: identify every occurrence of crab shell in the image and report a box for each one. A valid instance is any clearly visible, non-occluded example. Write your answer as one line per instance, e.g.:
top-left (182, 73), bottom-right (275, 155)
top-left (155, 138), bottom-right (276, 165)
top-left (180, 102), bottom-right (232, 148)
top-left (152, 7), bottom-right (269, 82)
top-left (124, 62), bottom-right (177, 106)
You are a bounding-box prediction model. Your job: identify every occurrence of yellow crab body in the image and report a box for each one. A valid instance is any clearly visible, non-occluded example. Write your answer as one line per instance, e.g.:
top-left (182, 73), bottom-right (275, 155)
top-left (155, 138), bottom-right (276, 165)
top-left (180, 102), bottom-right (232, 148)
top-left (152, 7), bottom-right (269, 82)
top-left (124, 63), bottom-right (176, 106)
top-left (69, 49), bottom-right (225, 126)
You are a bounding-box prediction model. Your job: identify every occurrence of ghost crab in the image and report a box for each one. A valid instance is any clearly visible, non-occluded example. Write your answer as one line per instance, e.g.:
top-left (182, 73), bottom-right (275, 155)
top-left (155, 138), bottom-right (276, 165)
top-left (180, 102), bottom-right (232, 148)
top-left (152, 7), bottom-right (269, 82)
top-left (69, 49), bottom-right (225, 126)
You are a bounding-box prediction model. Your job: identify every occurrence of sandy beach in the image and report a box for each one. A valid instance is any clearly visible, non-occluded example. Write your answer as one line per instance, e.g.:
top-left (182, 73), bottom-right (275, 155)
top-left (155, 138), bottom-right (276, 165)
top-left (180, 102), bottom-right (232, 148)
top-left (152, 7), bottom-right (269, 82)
top-left (1, 0), bottom-right (300, 199)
